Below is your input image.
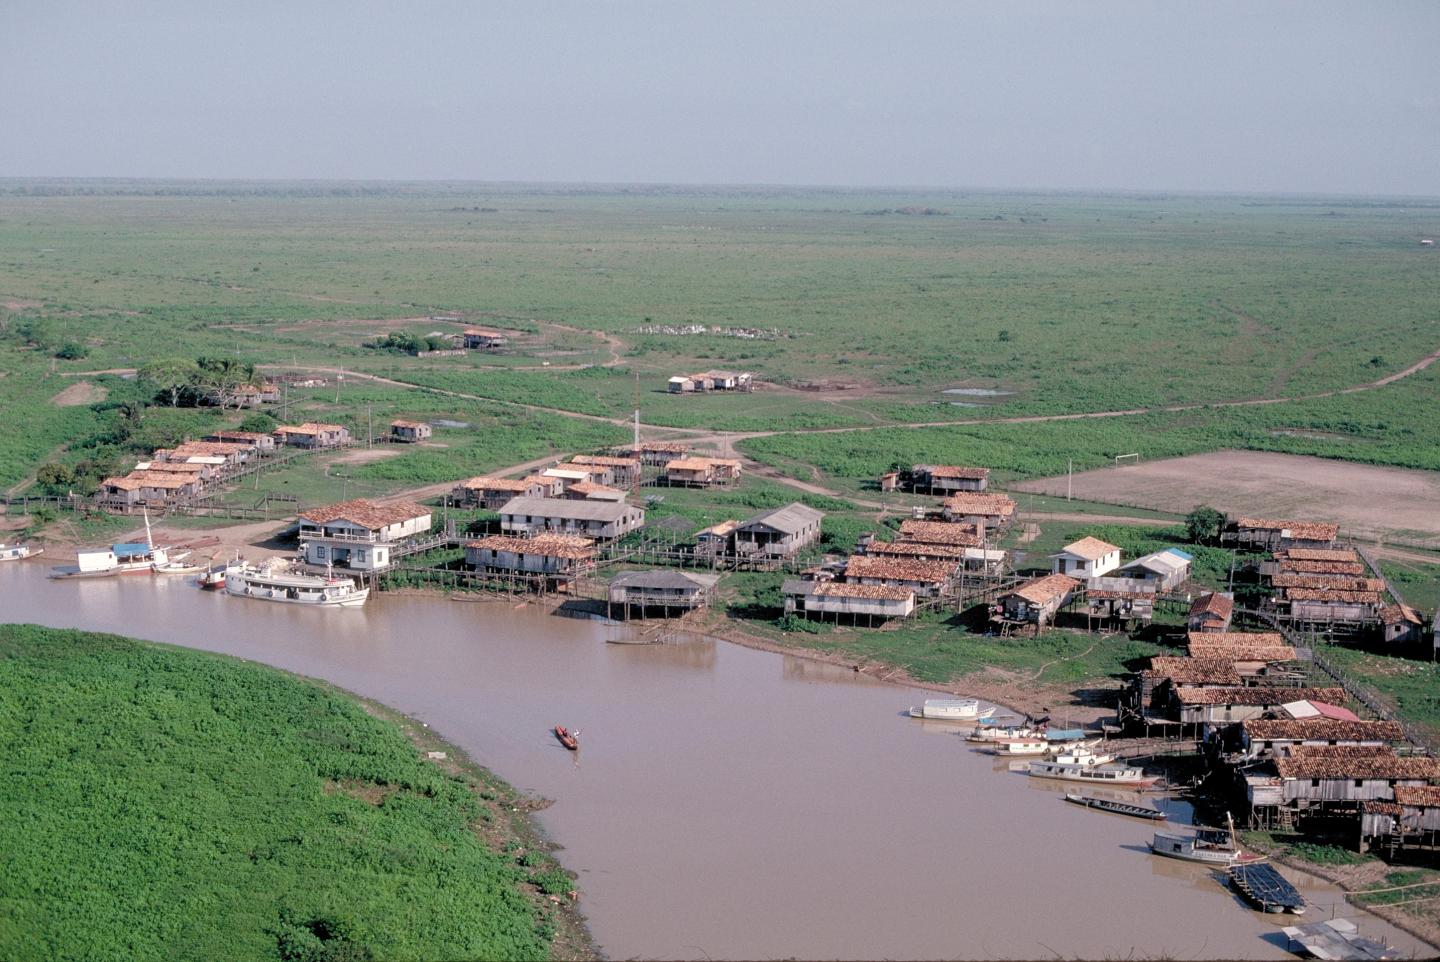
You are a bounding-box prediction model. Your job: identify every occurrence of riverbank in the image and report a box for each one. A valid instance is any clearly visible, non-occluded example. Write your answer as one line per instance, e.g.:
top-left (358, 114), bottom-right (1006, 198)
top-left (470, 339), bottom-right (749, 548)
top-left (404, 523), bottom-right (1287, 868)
top-left (0, 623), bottom-right (599, 962)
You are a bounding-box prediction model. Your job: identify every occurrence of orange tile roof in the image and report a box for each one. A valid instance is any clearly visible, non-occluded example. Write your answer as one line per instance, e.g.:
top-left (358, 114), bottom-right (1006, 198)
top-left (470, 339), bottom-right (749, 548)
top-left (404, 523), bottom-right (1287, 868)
top-left (1006, 573), bottom-right (1080, 605)
top-left (1236, 518), bottom-right (1339, 541)
top-left (942, 493), bottom-right (1016, 517)
top-left (1189, 593), bottom-right (1234, 620)
top-left (465, 534), bottom-right (595, 560)
top-left (1176, 686), bottom-right (1344, 706)
top-left (1059, 536), bottom-right (1120, 561)
top-left (844, 555), bottom-right (957, 584)
top-left (1278, 548), bottom-right (1360, 563)
top-left (300, 498), bottom-right (430, 530)
top-left (923, 465), bottom-right (990, 480)
top-left (897, 520), bottom-right (981, 546)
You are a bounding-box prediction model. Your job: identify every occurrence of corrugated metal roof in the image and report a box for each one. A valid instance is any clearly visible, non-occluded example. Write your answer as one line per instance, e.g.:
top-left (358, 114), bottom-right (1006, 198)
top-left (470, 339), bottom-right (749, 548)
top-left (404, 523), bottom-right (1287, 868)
top-left (738, 502), bottom-right (824, 535)
top-left (499, 496), bottom-right (640, 523)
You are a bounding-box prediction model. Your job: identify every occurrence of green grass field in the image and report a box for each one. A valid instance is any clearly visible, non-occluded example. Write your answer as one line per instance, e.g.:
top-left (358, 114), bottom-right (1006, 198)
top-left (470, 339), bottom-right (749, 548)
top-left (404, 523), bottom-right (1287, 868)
top-left (0, 624), bottom-right (575, 962)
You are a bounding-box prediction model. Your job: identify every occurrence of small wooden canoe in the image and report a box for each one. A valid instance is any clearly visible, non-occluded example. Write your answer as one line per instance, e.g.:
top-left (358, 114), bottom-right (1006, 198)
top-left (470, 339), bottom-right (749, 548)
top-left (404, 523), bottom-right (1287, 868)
top-left (554, 726), bottom-right (579, 751)
top-left (1064, 793), bottom-right (1166, 820)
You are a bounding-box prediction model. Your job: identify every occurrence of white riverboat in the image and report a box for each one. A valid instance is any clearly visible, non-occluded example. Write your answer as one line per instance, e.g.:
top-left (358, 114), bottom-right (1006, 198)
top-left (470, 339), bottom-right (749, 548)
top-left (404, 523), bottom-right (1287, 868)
top-left (1047, 744), bottom-right (1115, 767)
top-left (988, 738), bottom-right (1052, 756)
top-left (224, 561), bottom-right (369, 607)
top-left (0, 543), bottom-right (40, 562)
top-left (1150, 814), bottom-right (1263, 866)
top-left (967, 725), bottom-right (1043, 743)
top-left (908, 698), bottom-right (996, 721)
top-left (1028, 760), bottom-right (1158, 787)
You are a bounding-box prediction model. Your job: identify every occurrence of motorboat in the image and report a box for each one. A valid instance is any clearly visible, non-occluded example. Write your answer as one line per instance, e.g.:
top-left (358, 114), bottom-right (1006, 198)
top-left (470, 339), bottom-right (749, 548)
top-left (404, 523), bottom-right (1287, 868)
top-left (1149, 815), bottom-right (1264, 866)
top-left (1028, 760), bottom-right (1158, 786)
top-left (154, 555), bottom-right (202, 575)
top-left (1048, 744), bottom-right (1116, 767)
top-left (988, 738), bottom-right (1052, 756)
top-left (224, 561), bottom-right (369, 606)
top-left (908, 698), bottom-right (996, 721)
top-left (967, 725), bottom-right (1043, 743)
top-left (0, 543), bottom-right (40, 562)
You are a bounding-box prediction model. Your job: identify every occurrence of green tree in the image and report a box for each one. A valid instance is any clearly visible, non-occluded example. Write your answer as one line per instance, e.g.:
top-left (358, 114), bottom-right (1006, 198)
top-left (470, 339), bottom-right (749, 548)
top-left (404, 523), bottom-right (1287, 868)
top-left (1185, 505), bottom-right (1225, 545)
top-left (239, 412), bottom-right (278, 434)
top-left (139, 357), bottom-right (201, 407)
top-left (55, 341), bottom-right (88, 360)
top-left (35, 462), bottom-right (76, 491)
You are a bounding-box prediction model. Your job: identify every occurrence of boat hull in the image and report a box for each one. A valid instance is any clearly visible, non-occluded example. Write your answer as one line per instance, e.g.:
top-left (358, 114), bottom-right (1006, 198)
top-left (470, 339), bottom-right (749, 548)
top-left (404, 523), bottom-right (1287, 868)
top-left (1064, 794), bottom-right (1166, 820)
top-left (1028, 762), bottom-right (1157, 787)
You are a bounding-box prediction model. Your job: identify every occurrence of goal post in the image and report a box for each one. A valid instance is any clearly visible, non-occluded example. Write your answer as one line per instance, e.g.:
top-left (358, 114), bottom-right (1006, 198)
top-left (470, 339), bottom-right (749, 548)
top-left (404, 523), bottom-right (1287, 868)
top-left (1114, 453), bottom-right (1141, 468)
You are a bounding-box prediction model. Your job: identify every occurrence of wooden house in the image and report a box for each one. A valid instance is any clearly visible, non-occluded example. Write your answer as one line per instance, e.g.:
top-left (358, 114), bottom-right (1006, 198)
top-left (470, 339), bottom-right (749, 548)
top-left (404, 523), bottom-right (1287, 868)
top-left (733, 503), bottom-right (824, 561)
top-left (996, 574), bottom-right (1079, 627)
top-left (667, 375), bottom-right (696, 393)
top-left (1240, 718), bottom-right (1405, 761)
top-left (1084, 580), bottom-right (1156, 627)
top-left (138, 458), bottom-right (220, 482)
top-left (569, 454), bottom-right (643, 488)
top-left (693, 520), bottom-right (739, 560)
top-left (1361, 786), bottom-right (1440, 852)
top-left (878, 471), bottom-right (899, 493)
top-left (1224, 518), bottom-right (1340, 552)
top-left (389, 419), bottom-right (432, 443)
top-left (205, 430), bottom-right (277, 453)
top-left (563, 481), bottom-right (627, 502)
top-left (498, 496), bottom-right (645, 540)
top-left (1134, 656), bottom-right (1244, 719)
top-left (1380, 604), bottom-right (1426, 645)
top-left (607, 570), bottom-right (721, 616)
top-left (1174, 686), bottom-right (1345, 727)
top-left (1273, 746), bottom-right (1440, 812)
top-left (1051, 536), bottom-right (1121, 579)
top-left (1188, 592), bottom-right (1234, 633)
top-left (167, 440), bottom-right (256, 466)
top-left (1186, 632), bottom-right (1296, 672)
top-left (911, 464), bottom-right (990, 494)
top-left (451, 476), bottom-right (549, 510)
top-left (1278, 586), bottom-right (1384, 627)
top-left (865, 539), bottom-right (968, 561)
top-left (667, 370), bottom-right (752, 392)
top-left (1118, 548), bottom-right (1193, 591)
top-left (941, 493), bottom-right (1016, 528)
top-left (273, 422), bottom-right (350, 449)
top-left (298, 498), bottom-right (432, 572)
top-left (98, 471), bottom-right (202, 507)
top-left (896, 519), bottom-right (981, 548)
top-left (843, 555), bottom-right (957, 598)
top-left (618, 441), bottom-right (690, 466)
top-left (464, 534), bottom-right (596, 580)
top-left (541, 467), bottom-right (592, 492)
top-left (664, 457), bottom-right (743, 487)
top-left (1262, 547), bottom-right (1364, 580)
top-left (783, 579), bottom-right (916, 622)
top-left (461, 327), bottom-right (508, 350)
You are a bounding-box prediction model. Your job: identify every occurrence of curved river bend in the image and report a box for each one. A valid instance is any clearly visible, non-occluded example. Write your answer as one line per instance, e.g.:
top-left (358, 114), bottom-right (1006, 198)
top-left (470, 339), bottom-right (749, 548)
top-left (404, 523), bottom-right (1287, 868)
top-left (2, 564), bottom-right (1428, 960)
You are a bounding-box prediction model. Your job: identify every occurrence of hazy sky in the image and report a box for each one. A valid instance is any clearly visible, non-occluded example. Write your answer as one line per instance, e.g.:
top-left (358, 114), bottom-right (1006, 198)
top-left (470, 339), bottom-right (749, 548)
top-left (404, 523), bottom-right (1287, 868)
top-left (2, 1), bottom-right (1436, 194)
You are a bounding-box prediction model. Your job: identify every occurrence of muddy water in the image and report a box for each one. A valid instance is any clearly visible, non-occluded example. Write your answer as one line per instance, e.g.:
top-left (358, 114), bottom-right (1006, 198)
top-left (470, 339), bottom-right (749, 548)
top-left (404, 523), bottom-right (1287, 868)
top-left (2, 563), bottom-right (1430, 961)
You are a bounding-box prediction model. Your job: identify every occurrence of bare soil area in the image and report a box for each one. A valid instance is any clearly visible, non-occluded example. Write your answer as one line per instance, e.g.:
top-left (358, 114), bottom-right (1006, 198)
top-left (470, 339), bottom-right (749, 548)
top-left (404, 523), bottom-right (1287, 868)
top-left (1013, 450), bottom-right (1440, 548)
top-left (332, 447), bottom-right (406, 465)
top-left (49, 381), bottom-right (107, 406)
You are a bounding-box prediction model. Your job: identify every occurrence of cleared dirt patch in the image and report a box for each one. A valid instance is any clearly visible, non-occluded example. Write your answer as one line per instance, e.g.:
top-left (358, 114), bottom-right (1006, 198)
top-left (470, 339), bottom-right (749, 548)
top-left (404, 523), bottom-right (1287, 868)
top-left (332, 447), bottom-right (406, 465)
top-left (49, 381), bottom-right (107, 406)
top-left (1012, 450), bottom-right (1440, 548)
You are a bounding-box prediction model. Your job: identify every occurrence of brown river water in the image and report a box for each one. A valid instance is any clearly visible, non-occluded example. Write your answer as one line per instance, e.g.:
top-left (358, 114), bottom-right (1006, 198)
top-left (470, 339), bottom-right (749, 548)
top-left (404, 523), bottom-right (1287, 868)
top-left (2, 562), bottom-right (1431, 960)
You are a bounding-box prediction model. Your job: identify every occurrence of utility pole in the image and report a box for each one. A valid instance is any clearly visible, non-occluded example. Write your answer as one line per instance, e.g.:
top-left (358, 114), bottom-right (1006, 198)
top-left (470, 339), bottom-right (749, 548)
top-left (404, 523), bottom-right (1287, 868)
top-left (1067, 459), bottom-right (1073, 502)
top-left (633, 371), bottom-right (641, 452)
top-left (367, 403), bottom-right (373, 448)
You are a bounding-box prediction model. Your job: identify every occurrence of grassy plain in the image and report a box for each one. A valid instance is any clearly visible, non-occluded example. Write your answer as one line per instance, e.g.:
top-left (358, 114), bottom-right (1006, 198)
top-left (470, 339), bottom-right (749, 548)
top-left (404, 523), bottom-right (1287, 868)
top-left (0, 624), bottom-right (583, 962)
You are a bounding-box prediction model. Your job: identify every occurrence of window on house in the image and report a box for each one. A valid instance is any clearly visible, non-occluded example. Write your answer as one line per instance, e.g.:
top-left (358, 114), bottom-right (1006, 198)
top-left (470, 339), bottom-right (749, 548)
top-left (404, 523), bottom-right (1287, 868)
top-left (1354, 779), bottom-right (1363, 788)
top-left (1311, 779), bottom-right (1320, 788)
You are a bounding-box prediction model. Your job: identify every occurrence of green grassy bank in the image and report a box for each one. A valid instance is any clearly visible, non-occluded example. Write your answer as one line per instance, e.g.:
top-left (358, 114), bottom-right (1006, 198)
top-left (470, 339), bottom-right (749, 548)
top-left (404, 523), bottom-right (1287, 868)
top-left (0, 624), bottom-right (588, 962)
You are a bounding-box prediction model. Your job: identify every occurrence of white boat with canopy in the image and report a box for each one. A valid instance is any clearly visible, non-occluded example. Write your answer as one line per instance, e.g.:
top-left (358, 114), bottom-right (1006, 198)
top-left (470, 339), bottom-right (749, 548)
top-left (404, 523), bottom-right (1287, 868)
top-left (224, 560), bottom-right (369, 607)
top-left (908, 698), bottom-right (996, 721)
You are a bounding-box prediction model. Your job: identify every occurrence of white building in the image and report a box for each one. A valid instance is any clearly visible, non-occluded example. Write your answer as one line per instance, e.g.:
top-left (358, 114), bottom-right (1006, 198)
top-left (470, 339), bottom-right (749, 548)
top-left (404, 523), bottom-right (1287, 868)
top-left (299, 498), bottom-right (433, 572)
top-left (1051, 536), bottom-right (1121, 579)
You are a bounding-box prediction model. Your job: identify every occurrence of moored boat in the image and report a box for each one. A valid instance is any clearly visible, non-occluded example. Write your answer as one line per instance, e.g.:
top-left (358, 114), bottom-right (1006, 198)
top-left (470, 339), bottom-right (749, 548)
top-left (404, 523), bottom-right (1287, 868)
top-left (908, 698), bottom-right (996, 721)
top-left (1229, 862), bottom-right (1306, 914)
top-left (1149, 819), bottom-right (1264, 866)
top-left (967, 725), bottom-right (1043, 743)
top-left (0, 543), bottom-right (40, 562)
top-left (1047, 744), bottom-right (1115, 767)
top-left (554, 725), bottom-right (579, 750)
top-left (224, 561), bottom-right (369, 606)
top-left (1064, 794), bottom-right (1166, 820)
top-left (199, 563), bottom-right (231, 590)
top-left (154, 555), bottom-right (202, 575)
top-left (988, 738), bottom-right (1052, 756)
top-left (1028, 760), bottom-right (1158, 786)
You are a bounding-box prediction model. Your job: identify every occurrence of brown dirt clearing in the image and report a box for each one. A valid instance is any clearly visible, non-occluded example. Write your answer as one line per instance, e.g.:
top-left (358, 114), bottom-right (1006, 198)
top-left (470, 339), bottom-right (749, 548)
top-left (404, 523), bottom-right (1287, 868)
top-left (1013, 450), bottom-right (1440, 548)
top-left (332, 447), bottom-right (406, 465)
top-left (50, 381), bottom-right (108, 406)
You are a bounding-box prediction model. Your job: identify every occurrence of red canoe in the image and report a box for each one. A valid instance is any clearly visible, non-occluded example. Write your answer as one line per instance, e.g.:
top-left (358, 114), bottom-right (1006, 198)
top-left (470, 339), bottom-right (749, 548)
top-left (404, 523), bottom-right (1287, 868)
top-left (554, 726), bottom-right (579, 750)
